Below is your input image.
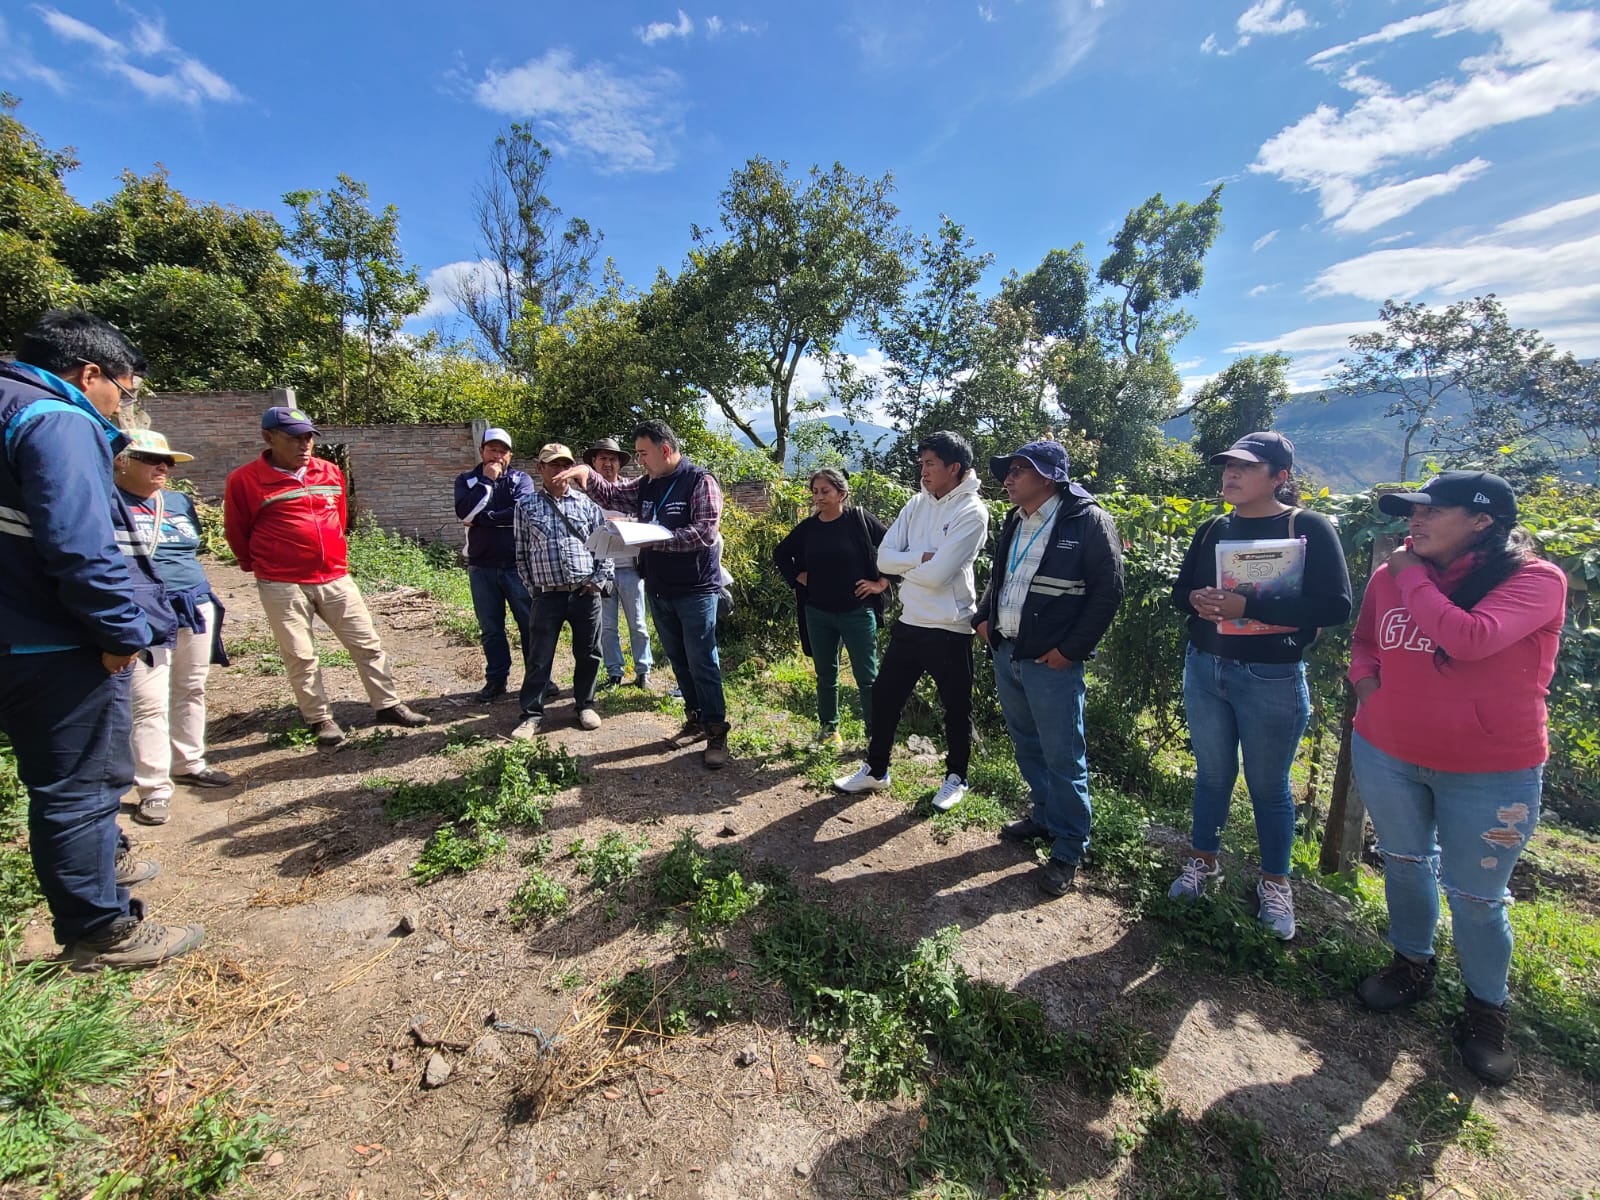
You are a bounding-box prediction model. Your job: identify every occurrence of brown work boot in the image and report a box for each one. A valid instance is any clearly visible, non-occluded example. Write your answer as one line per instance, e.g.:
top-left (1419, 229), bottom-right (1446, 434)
top-left (114, 846), bottom-right (160, 887)
top-left (67, 905), bottom-right (204, 973)
top-left (702, 722), bottom-right (731, 769)
top-left (375, 703), bottom-right (430, 728)
top-left (667, 711), bottom-right (707, 748)
top-left (311, 717), bottom-right (345, 747)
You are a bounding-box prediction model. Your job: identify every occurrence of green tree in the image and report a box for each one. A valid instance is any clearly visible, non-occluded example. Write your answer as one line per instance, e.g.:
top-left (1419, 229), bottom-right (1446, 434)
top-left (284, 176), bottom-right (426, 420)
top-left (1330, 296), bottom-right (1546, 482)
top-left (658, 158), bottom-right (912, 464)
top-left (1183, 352), bottom-right (1292, 463)
top-left (452, 125), bottom-right (601, 368)
top-left (0, 93), bottom-right (83, 346)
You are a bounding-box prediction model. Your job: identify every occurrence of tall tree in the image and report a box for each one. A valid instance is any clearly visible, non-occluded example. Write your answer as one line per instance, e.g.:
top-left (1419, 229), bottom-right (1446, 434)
top-left (1184, 352), bottom-right (1292, 464)
top-left (283, 176), bottom-right (426, 419)
top-left (0, 93), bottom-right (83, 347)
top-left (451, 125), bottom-right (601, 367)
top-left (1330, 296), bottom-right (1546, 481)
top-left (657, 158), bottom-right (912, 464)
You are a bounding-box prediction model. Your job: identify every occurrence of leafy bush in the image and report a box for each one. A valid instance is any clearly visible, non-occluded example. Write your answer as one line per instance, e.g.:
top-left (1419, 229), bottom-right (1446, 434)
top-left (568, 830), bottom-right (648, 889)
top-left (509, 870), bottom-right (570, 927)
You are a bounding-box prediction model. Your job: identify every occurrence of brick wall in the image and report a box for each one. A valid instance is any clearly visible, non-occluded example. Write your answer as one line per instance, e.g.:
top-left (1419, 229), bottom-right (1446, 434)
top-left (139, 390), bottom-right (769, 540)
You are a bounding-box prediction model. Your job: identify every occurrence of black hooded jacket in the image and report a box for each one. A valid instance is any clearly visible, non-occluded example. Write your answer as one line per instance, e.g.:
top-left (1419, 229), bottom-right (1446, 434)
top-left (973, 491), bottom-right (1125, 662)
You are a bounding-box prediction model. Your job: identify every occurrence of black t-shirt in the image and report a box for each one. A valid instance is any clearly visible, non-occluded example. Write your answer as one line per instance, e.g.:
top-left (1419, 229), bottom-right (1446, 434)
top-left (773, 509), bottom-right (889, 613)
top-left (1170, 508), bottom-right (1353, 663)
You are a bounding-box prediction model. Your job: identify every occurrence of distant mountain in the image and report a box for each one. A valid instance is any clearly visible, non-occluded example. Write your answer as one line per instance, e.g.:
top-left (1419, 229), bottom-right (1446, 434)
top-left (731, 413), bottom-right (899, 468)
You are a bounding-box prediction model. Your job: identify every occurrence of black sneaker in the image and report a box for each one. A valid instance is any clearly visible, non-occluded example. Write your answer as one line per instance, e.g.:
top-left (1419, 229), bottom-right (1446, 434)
top-left (634, 670), bottom-right (650, 689)
top-left (1357, 951), bottom-right (1438, 1012)
top-left (474, 680), bottom-right (508, 703)
top-left (1455, 993), bottom-right (1517, 1085)
top-left (599, 675), bottom-right (623, 691)
top-left (1036, 857), bottom-right (1077, 897)
top-left (1000, 817), bottom-right (1049, 844)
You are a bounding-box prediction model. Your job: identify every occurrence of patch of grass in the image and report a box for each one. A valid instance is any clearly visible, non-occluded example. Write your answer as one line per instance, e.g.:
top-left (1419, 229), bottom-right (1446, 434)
top-left (116, 1092), bottom-right (278, 1199)
top-left (345, 728), bottom-right (396, 753)
top-left (412, 825), bottom-right (506, 884)
top-left (569, 830), bottom-right (649, 890)
top-left (264, 722), bottom-right (316, 750)
top-left (1400, 1080), bottom-right (1498, 1159)
top-left (1, 740), bottom-right (43, 938)
top-left (651, 829), bottom-right (766, 933)
top-left (249, 652), bottom-right (286, 677)
top-left (443, 727), bottom-right (489, 753)
top-left (319, 646), bottom-right (354, 668)
top-left (346, 518), bottom-right (479, 645)
top-left (224, 633), bottom-right (277, 658)
top-left (509, 869), bottom-right (570, 927)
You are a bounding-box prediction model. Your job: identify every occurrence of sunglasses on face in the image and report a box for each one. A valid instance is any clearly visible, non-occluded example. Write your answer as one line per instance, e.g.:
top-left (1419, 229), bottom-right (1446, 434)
top-left (128, 452), bottom-right (175, 468)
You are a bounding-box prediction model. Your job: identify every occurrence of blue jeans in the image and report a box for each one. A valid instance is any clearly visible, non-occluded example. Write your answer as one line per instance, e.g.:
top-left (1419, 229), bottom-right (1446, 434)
top-left (992, 639), bottom-right (1090, 865)
top-left (468, 565), bottom-right (533, 684)
top-left (1352, 731), bottom-right (1542, 1006)
top-left (1183, 645), bottom-right (1310, 877)
top-left (648, 591), bottom-right (725, 724)
top-left (602, 562), bottom-right (652, 679)
top-left (0, 648), bottom-right (133, 944)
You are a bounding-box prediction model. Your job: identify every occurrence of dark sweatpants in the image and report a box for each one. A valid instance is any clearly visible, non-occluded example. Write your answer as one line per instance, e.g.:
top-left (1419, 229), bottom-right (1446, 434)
top-left (865, 621), bottom-right (974, 780)
top-left (519, 589), bottom-right (603, 716)
top-left (0, 647), bottom-right (133, 945)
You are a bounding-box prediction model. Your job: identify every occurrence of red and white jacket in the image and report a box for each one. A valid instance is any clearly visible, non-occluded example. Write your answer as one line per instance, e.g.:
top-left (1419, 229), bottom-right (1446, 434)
top-left (223, 454), bottom-right (349, 584)
top-left (1349, 549), bottom-right (1567, 773)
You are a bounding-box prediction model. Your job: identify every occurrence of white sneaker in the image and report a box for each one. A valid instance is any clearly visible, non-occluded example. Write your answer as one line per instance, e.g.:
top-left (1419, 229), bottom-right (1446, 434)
top-left (511, 716), bottom-right (544, 741)
top-left (930, 774), bottom-right (967, 812)
top-left (1168, 856), bottom-right (1221, 901)
top-left (1257, 878), bottom-right (1296, 940)
top-left (577, 708), bottom-right (602, 731)
top-left (833, 764), bottom-right (889, 793)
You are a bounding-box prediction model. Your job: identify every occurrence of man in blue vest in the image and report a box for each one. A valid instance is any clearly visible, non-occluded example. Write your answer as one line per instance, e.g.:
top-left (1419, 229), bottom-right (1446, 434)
top-left (455, 427), bottom-right (535, 701)
top-left (556, 419), bottom-right (730, 768)
top-left (0, 309), bottom-right (204, 971)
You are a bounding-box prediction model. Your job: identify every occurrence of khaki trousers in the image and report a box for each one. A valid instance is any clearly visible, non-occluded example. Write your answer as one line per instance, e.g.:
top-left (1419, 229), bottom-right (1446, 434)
top-left (129, 600), bottom-right (216, 802)
top-left (257, 576), bottom-right (399, 723)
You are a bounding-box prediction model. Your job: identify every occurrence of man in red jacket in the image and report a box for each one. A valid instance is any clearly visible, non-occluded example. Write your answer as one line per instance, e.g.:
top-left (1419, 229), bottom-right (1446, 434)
top-left (223, 406), bottom-right (428, 745)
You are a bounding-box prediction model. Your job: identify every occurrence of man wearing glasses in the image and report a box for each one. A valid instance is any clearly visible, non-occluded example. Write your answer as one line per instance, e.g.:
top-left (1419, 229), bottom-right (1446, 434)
top-left (224, 405), bottom-right (430, 746)
top-left (0, 309), bottom-right (204, 972)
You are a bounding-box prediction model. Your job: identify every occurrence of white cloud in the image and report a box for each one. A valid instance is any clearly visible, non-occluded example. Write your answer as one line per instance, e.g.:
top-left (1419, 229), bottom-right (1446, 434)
top-left (1249, 283), bottom-right (1278, 297)
top-left (1369, 230), bottom-right (1414, 247)
top-left (978, 4), bottom-right (996, 22)
top-left (705, 15), bottom-right (759, 37)
top-left (1310, 230), bottom-right (1600, 303)
top-left (1495, 191), bottom-right (1600, 235)
top-left (1203, 0), bottom-right (1311, 55)
top-left (417, 259), bottom-right (502, 322)
top-left (1227, 320), bottom-right (1387, 354)
top-left (638, 9), bottom-right (693, 45)
top-left (474, 49), bottom-right (682, 174)
top-left (0, 14), bottom-right (67, 92)
top-left (1328, 157), bottom-right (1490, 233)
top-left (1253, 1), bottom-right (1600, 230)
top-left (1251, 229), bottom-right (1279, 251)
top-left (32, 5), bottom-right (241, 105)
top-left (1024, 0), bottom-right (1112, 95)
top-left (1200, 33), bottom-right (1222, 54)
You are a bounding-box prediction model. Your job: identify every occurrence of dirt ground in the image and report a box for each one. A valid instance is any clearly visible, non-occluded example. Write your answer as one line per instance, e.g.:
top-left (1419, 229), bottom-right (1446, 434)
top-left (19, 562), bottom-right (1600, 1200)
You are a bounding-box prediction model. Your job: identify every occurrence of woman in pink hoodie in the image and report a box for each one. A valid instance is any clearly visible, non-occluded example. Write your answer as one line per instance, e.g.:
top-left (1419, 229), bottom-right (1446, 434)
top-left (1348, 471), bottom-right (1567, 1085)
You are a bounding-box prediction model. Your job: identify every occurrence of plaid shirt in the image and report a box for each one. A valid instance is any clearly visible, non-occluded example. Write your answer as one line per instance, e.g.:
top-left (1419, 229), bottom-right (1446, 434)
top-left (584, 468), bottom-right (722, 553)
top-left (513, 487), bottom-right (614, 593)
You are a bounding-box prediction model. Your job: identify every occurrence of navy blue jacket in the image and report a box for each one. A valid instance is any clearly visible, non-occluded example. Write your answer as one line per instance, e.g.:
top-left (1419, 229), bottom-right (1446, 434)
top-left (454, 465), bottom-right (535, 568)
top-left (0, 361), bottom-right (172, 655)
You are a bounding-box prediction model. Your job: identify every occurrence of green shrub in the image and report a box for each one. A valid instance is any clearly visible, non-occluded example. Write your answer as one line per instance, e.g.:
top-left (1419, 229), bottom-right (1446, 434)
top-left (509, 870), bottom-right (570, 927)
top-left (569, 830), bottom-right (648, 889)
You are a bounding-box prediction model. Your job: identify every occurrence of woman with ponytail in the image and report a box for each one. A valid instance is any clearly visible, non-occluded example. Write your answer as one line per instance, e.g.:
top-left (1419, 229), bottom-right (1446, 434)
top-left (1349, 471), bottom-right (1567, 1085)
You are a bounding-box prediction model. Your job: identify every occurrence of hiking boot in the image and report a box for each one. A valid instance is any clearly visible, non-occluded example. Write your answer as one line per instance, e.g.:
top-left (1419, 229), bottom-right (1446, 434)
top-left (133, 794), bottom-right (171, 826)
top-left (474, 680), bottom-right (508, 703)
top-left (67, 908), bottom-right (204, 973)
top-left (1455, 993), bottom-right (1517, 1085)
top-left (834, 764), bottom-right (890, 793)
top-left (703, 721), bottom-right (731, 769)
top-left (311, 717), bottom-right (345, 747)
top-left (1168, 856), bottom-right (1222, 901)
top-left (1001, 816), bottom-right (1049, 845)
top-left (1257, 877), bottom-right (1296, 940)
top-left (176, 767), bottom-right (233, 788)
top-left (577, 707), bottom-right (602, 731)
top-left (511, 715), bottom-right (544, 741)
top-left (1036, 857), bottom-right (1077, 897)
top-left (375, 703), bottom-right (430, 728)
top-left (667, 712), bottom-right (707, 748)
top-left (114, 847), bottom-right (159, 888)
top-left (930, 774), bottom-right (968, 812)
top-left (634, 670), bottom-right (650, 689)
top-left (1357, 951), bottom-right (1438, 1012)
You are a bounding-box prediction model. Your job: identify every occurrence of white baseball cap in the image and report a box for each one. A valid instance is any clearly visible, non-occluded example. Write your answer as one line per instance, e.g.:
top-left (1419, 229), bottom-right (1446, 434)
top-left (482, 427), bottom-right (513, 449)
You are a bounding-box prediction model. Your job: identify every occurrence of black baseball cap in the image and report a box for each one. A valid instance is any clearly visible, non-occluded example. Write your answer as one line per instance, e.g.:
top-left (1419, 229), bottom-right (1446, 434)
top-left (1210, 431), bottom-right (1294, 472)
top-left (1377, 471), bottom-right (1518, 521)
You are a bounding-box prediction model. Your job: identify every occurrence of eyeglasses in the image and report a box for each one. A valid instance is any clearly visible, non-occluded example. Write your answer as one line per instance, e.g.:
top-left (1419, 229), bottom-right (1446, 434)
top-left (1003, 463), bottom-right (1034, 479)
top-left (128, 452), bottom-right (175, 469)
top-left (77, 359), bottom-right (145, 404)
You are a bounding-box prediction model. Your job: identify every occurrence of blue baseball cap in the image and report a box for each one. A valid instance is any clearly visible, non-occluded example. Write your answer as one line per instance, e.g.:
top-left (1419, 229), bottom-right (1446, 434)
top-left (262, 406), bottom-right (317, 435)
top-left (990, 440), bottom-right (1093, 500)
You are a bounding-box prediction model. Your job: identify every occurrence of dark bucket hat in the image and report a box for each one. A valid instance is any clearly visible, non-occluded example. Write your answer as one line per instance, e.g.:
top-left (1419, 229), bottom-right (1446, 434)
top-left (989, 440), bottom-right (1093, 500)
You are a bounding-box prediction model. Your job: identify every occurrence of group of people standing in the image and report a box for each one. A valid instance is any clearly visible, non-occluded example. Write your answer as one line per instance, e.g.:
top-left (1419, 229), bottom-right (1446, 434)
top-left (0, 308), bottom-right (1570, 1085)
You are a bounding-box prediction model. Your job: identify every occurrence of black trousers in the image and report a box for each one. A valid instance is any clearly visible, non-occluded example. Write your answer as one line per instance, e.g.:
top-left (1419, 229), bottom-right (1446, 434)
top-left (519, 589), bottom-right (603, 716)
top-left (866, 621), bottom-right (974, 780)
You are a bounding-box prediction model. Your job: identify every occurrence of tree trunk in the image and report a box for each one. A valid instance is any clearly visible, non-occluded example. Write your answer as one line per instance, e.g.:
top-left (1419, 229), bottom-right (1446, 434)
top-left (1319, 689), bottom-right (1364, 876)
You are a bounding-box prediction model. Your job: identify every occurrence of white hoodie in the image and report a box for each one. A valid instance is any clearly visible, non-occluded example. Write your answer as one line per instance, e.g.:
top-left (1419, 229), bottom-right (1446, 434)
top-left (876, 471), bottom-right (989, 634)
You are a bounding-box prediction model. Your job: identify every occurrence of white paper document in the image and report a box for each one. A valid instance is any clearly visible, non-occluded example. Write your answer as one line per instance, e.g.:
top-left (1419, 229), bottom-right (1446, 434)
top-left (587, 519), bottom-right (673, 560)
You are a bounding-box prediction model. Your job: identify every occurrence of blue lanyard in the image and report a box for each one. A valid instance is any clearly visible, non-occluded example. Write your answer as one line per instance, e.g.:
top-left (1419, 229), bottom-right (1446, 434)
top-left (649, 476), bottom-right (681, 526)
top-left (1008, 508), bottom-right (1053, 574)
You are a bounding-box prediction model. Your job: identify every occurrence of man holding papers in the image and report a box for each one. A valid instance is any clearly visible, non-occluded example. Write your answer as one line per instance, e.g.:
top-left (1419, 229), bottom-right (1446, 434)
top-left (555, 420), bottom-right (731, 769)
top-left (511, 444), bottom-right (613, 739)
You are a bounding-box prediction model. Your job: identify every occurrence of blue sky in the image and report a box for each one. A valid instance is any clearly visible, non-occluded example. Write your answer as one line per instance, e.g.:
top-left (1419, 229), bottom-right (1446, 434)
top-left (4, 0), bottom-right (1600, 410)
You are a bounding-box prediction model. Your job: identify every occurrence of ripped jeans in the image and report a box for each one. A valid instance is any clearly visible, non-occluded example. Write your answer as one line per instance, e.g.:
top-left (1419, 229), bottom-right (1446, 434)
top-left (1352, 732), bottom-right (1542, 1006)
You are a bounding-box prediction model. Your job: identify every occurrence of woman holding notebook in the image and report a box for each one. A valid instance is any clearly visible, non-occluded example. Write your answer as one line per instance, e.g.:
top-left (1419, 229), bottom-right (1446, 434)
top-left (1167, 433), bottom-right (1353, 940)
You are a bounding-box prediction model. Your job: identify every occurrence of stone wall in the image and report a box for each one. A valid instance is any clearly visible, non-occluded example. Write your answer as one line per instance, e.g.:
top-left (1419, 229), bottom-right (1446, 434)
top-left (138, 390), bottom-right (773, 539)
